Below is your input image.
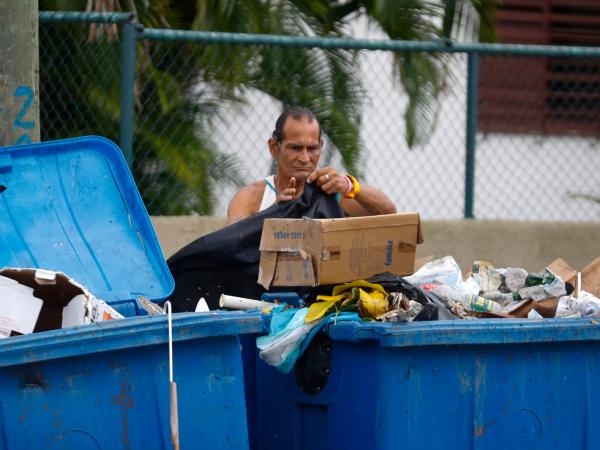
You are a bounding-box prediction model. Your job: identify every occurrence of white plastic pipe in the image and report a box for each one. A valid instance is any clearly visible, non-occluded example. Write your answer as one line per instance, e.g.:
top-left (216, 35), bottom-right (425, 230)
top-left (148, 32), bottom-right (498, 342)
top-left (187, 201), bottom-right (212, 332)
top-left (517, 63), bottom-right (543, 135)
top-left (164, 301), bottom-right (174, 382)
top-left (219, 294), bottom-right (272, 310)
top-left (163, 301), bottom-right (179, 450)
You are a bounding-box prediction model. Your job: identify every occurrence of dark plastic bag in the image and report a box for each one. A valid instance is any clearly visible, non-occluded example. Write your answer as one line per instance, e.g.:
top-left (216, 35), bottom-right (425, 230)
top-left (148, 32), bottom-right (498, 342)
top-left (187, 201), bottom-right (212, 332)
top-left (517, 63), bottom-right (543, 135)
top-left (367, 272), bottom-right (457, 321)
top-left (168, 183), bottom-right (344, 311)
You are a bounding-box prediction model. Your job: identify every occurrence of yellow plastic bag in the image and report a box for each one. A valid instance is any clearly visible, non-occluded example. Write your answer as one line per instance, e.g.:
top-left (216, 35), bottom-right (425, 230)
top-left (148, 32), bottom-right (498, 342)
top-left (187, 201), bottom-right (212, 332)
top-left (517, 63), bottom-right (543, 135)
top-left (356, 287), bottom-right (389, 319)
top-left (332, 280), bottom-right (387, 296)
top-left (305, 294), bottom-right (348, 323)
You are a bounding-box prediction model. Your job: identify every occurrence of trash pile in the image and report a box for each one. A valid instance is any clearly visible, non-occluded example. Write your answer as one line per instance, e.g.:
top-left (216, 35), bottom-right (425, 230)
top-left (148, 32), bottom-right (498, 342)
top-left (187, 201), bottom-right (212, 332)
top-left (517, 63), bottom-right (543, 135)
top-left (403, 255), bottom-right (600, 320)
top-left (0, 268), bottom-right (123, 338)
top-left (256, 255), bottom-right (600, 372)
top-left (266, 255), bottom-right (600, 325)
top-left (0, 266), bottom-right (178, 338)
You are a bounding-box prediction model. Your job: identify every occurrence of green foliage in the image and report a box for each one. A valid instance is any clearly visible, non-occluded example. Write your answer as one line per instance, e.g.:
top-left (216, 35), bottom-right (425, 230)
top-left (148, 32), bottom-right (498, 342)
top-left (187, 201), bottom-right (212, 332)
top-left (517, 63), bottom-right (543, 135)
top-left (39, 0), bottom-right (245, 214)
top-left (39, 0), bottom-right (495, 213)
top-left (568, 192), bottom-right (600, 206)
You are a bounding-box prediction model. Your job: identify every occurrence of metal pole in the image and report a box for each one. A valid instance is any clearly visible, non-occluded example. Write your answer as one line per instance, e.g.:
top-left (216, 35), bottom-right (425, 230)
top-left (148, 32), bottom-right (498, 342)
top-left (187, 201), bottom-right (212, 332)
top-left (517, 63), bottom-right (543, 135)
top-left (1, 0), bottom-right (40, 146)
top-left (140, 28), bottom-right (600, 57)
top-left (39, 11), bottom-right (134, 24)
top-left (464, 52), bottom-right (479, 219)
top-left (119, 21), bottom-right (137, 167)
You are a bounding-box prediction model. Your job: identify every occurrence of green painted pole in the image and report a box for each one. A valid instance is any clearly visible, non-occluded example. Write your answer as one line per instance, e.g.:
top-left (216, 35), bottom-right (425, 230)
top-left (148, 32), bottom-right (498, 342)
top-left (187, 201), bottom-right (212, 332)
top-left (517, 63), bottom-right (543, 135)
top-left (464, 52), bottom-right (479, 219)
top-left (39, 11), bottom-right (134, 24)
top-left (140, 28), bottom-right (600, 58)
top-left (119, 21), bottom-right (137, 167)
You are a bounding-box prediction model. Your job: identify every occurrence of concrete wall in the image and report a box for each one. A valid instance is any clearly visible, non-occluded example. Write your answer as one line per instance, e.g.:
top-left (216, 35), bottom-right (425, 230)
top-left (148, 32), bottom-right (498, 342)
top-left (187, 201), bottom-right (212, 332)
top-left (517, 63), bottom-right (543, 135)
top-left (151, 216), bottom-right (600, 273)
top-left (417, 220), bottom-right (600, 272)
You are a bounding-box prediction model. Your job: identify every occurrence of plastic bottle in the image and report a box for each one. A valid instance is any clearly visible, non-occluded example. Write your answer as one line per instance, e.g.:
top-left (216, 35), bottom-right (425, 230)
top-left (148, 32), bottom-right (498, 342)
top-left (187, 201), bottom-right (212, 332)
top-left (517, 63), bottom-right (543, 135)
top-left (467, 294), bottom-right (503, 314)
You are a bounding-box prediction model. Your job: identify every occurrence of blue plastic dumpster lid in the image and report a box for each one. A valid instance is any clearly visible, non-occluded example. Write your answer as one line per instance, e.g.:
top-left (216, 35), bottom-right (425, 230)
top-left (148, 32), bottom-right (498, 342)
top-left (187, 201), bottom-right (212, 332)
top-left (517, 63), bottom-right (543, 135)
top-left (0, 136), bottom-right (174, 302)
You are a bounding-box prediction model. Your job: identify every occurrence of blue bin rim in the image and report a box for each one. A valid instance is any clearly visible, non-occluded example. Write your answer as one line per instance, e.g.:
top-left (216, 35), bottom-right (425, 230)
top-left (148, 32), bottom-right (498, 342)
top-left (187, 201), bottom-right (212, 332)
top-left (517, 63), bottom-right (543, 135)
top-left (0, 311), bottom-right (263, 368)
top-left (328, 317), bottom-right (600, 347)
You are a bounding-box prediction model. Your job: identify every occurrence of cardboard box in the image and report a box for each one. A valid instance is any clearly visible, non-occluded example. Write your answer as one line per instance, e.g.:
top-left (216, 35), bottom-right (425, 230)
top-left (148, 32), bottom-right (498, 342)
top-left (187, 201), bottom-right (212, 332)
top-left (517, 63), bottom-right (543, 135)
top-left (258, 213), bottom-right (423, 289)
top-left (548, 256), bottom-right (600, 298)
top-left (0, 268), bottom-right (123, 337)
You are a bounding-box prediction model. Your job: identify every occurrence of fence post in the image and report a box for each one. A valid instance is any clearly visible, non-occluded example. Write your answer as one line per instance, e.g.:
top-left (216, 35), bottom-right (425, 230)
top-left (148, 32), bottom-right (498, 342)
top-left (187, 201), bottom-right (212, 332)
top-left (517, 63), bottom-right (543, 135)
top-left (119, 20), bottom-right (137, 167)
top-left (464, 51), bottom-right (479, 219)
top-left (1, 0), bottom-right (40, 146)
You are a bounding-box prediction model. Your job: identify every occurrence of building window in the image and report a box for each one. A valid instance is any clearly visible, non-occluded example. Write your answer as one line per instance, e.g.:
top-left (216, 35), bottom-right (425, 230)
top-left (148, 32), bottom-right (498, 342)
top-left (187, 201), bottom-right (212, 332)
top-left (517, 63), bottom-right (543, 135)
top-left (478, 0), bottom-right (600, 135)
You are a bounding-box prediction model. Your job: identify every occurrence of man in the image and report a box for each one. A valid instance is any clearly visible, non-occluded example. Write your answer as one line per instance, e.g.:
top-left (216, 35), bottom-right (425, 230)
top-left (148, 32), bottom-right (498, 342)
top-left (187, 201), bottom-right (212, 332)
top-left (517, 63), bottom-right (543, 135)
top-left (226, 107), bottom-right (396, 224)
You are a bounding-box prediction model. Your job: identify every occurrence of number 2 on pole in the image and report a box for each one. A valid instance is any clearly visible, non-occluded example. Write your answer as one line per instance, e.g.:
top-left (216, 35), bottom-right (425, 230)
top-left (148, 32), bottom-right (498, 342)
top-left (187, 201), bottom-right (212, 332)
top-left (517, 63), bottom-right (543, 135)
top-left (13, 85), bottom-right (35, 145)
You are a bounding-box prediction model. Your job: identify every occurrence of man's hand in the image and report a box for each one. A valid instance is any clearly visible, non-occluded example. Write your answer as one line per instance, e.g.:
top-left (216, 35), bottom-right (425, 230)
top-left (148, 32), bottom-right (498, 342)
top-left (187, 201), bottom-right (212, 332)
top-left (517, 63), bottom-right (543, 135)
top-left (307, 167), bottom-right (396, 216)
top-left (277, 176), bottom-right (297, 202)
top-left (307, 167), bottom-right (347, 195)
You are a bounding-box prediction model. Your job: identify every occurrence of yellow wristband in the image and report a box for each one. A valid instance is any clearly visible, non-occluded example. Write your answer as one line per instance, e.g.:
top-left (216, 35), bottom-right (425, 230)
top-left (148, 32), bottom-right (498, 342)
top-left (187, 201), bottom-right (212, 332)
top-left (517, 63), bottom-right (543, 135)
top-left (344, 174), bottom-right (360, 199)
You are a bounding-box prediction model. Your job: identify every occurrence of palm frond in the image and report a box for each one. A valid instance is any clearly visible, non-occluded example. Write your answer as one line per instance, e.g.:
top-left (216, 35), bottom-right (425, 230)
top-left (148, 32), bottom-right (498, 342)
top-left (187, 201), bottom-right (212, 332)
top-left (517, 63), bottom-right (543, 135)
top-left (396, 52), bottom-right (443, 147)
top-left (567, 192), bottom-right (600, 205)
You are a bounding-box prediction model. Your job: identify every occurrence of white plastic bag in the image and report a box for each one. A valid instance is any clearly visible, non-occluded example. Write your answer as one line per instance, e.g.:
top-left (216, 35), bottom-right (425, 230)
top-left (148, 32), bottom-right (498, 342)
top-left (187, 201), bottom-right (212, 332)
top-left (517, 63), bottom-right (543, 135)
top-left (405, 256), bottom-right (463, 290)
top-left (556, 291), bottom-right (600, 318)
top-left (405, 256), bottom-right (474, 306)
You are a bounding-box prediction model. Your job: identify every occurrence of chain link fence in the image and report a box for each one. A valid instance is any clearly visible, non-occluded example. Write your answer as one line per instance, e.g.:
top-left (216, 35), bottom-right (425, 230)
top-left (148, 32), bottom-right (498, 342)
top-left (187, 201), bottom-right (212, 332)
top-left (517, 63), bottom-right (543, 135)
top-left (38, 13), bottom-right (600, 220)
top-left (40, 16), bottom-right (124, 150)
top-left (476, 53), bottom-right (600, 220)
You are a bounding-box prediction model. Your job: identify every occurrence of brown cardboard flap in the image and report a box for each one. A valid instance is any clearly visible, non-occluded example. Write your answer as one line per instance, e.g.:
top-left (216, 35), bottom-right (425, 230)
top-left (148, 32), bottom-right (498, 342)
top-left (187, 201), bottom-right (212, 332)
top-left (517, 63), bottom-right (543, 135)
top-left (257, 251), bottom-right (278, 289)
top-left (533, 297), bottom-right (559, 318)
top-left (547, 258), bottom-right (577, 285)
top-left (505, 299), bottom-right (533, 318)
top-left (506, 298), bottom-right (559, 319)
top-left (314, 212), bottom-right (420, 236)
top-left (417, 217), bottom-right (424, 244)
top-left (547, 256), bottom-right (600, 298)
top-left (582, 256), bottom-right (600, 298)
top-left (271, 251), bottom-right (316, 287)
top-left (258, 251), bottom-right (316, 289)
top-left (259, 219), bottom-right (305, 251)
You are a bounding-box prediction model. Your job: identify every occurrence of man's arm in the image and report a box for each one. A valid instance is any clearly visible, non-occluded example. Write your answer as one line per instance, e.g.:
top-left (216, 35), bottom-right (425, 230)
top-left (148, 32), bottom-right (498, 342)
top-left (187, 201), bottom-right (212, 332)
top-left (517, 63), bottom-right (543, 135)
top-left (340, 184), bottom-right (397, 216)
top-left (306, 168), bottom-right (396, 217)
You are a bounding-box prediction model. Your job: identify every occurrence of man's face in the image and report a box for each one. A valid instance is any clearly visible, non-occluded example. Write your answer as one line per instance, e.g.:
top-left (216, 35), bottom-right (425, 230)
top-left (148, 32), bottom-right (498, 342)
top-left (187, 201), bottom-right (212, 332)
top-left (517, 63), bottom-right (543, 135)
top-left (272, 116), bottom-right (322, 181)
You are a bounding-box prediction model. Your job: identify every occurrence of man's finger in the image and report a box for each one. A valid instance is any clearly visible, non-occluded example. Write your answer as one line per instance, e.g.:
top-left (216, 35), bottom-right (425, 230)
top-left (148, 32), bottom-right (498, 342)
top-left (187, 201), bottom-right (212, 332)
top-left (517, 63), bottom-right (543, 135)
top-left (289, 177), bottom-right (296, 189)
top-left (317, 171), bottom-right (334, 188)
top-left (307, 169), bottom-right (324, 184)
top-left (278, 187), bottom-right (296, 202)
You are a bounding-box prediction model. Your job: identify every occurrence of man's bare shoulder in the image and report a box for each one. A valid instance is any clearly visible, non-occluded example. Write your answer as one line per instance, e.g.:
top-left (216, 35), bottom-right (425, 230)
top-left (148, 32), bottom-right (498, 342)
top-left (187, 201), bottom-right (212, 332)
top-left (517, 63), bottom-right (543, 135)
top-left (226, 180), bottom-right (267, 225)
top-left (235, 180), bottom-right (266, 200)
top-left (248, 179), bottom-right (269, 191)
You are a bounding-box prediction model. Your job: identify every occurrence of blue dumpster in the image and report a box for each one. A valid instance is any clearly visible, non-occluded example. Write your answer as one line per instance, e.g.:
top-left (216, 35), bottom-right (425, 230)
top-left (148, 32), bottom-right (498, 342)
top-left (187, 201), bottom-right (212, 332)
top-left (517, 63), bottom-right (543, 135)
top-left (0, 137), bottom-right (262, 449)
top-left (252, 317), bottom-right (600, 450)
top-left (0, 311), bottom-right (262, 449)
